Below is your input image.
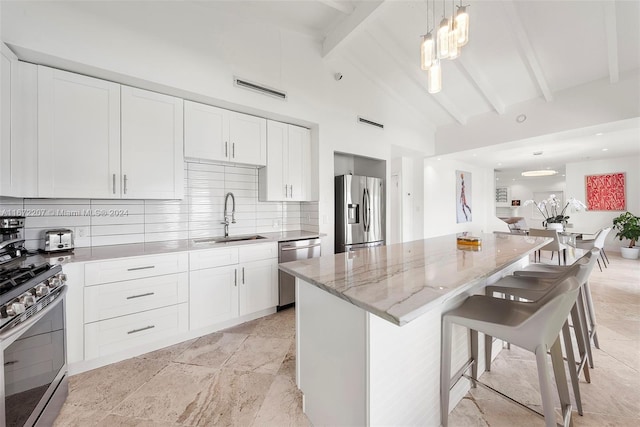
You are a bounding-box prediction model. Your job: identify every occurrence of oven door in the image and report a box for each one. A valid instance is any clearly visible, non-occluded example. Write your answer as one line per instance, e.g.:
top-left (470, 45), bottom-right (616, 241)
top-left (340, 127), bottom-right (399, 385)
top-left (0, 287), bottom-right (67, 427)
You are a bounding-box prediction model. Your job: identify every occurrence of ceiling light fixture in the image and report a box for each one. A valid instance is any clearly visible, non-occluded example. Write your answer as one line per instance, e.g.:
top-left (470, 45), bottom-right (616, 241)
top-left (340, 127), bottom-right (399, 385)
top-left (420, 0), bottom-right (470, 93)
top-left (521, 170), bottom-right (558, 177)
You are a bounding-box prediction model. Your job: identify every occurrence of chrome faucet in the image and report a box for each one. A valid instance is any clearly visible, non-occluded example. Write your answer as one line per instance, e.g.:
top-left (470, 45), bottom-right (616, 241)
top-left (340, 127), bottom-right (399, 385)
top-left (221, 192), bottom-right (236, 237)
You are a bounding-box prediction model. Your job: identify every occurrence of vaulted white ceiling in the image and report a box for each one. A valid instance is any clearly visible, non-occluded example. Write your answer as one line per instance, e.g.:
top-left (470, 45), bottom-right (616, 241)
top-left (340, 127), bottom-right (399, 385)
top-left (5, 0), bottom-right (639, 169)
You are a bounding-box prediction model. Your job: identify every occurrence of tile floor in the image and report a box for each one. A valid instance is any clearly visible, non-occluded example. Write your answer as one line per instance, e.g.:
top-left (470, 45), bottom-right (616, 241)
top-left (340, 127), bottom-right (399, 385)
top-left (55, 252), bottom-right (639, 426)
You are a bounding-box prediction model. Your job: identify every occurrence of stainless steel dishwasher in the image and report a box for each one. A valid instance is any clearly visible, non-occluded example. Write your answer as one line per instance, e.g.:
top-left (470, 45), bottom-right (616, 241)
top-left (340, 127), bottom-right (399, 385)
top-left (278, 238), bottom-right (321, 309)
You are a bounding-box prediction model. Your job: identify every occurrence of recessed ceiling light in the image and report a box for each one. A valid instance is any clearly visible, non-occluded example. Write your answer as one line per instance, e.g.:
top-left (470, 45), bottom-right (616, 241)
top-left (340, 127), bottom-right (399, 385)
top-left (472, 154), bottom-right (477, 157)
top-left (602, 148), bottom-right (608, 151)
top-left (521, 170), bottom-right (558, 177)
top-left (497, 163), bottom-right (502, 166)
top-left (496, 178), bottom-right (499, 181)
top-left (512, 178), bottom-right (516, 181)
top-left (437, 158), bottom-right (442, 161)
top-left (516, 114), bottom-right (527, 123)
top-left (596, 132), bottom-right (604, 136)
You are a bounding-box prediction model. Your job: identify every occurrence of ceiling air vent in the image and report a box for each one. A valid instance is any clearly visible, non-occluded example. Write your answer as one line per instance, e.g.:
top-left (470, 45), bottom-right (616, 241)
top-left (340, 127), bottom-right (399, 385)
top-left (234, 77), bottom-right (287, 100)
top-left (357, 116), bottom-right (384, 129)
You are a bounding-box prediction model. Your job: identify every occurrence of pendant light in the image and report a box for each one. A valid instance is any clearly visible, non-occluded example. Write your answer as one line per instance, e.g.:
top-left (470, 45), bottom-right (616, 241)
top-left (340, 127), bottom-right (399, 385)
top-left (421, 33), bottom-right (435, 70)
top-left (420, 5), bottom-right (435, 70)
top-left (455, 3), bottom-right (469, 46)
top-left (437, 18), bottom-right (449, 58)
top-left (428, 60), bottom-right (442, 93)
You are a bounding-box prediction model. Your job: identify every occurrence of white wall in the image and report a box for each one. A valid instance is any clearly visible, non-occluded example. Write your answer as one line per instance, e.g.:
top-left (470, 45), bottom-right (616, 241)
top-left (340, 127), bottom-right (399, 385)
top-left (0, 1), bottom-right (435, 255)
top-left (498, 175), bottom-right (567, 229)
top-left (424, 158), bottom-right (497, 238)
top-left (566, 155), bottom-right (640, 252)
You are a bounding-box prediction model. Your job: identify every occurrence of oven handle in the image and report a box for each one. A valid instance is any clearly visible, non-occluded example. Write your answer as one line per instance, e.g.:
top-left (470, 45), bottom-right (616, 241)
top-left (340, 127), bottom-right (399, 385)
top-left (0, 286), bottom-right (67, 342)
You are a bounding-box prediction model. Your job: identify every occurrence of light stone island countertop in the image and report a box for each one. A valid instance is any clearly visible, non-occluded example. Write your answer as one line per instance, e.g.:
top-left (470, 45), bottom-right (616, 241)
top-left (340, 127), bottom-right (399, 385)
top-left (24, 230), bottom-right (322, 265)
top-left (279, 233), bottom-right (551, 326)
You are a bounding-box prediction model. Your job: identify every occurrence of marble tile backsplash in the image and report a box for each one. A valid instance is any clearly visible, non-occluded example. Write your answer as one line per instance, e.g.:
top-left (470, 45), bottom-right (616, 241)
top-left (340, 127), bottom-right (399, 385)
top-left (0, 161), bottom-right (318, 249)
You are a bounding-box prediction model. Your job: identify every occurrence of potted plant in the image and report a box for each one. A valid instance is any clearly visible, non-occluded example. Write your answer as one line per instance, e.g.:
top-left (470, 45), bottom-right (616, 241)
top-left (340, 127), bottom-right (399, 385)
top-left (612, 211), bottom-right (640, 260)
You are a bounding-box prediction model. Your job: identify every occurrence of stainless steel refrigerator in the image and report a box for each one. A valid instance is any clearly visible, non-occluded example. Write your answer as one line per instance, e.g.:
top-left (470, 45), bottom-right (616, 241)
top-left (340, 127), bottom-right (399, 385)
top-left (335, 175), bottom-right (384, 253)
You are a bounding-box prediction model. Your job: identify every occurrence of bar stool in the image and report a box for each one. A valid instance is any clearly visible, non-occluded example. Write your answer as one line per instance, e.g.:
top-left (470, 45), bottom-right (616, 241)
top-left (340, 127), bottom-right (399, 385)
top-left (441, 276), bottom-right (580, 427)
top-left (512, 248), bottom-right (601, 362)
top-left (484, 250), bottom-right (599, 416)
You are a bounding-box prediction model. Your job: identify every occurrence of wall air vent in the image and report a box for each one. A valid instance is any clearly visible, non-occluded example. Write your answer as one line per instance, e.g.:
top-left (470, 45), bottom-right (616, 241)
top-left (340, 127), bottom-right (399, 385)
top-left (357, 116), bottom-right (384, 129)
top-left (234, 77), bottom-right (287, 100)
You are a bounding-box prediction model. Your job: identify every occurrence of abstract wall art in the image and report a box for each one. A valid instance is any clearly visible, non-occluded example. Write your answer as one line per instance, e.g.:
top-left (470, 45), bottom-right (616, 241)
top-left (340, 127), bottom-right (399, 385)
top-left (585, 172), bottom-right (626, 211)
top-left (456, 170), bottom-right (472, 223)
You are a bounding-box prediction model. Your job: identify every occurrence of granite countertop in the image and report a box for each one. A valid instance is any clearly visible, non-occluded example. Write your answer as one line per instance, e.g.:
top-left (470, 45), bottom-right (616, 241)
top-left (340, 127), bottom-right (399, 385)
top-left (17, 230), bottom-right (322, 265)
top-left (278, 233), bottom-right (550, 326)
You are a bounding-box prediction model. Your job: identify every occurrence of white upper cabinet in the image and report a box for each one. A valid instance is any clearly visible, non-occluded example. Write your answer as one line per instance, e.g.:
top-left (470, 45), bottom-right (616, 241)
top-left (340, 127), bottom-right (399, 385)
top-left (228, 111), bottom-right (266, 166)
top-left (259, 120), bottom-right (313, 201)
top-left (1, 49), bottom-right (38, 198)
top-left (184, 100), bottom-right (266, 166)
top-left (38, 66), bottom-right (121, 198)
top-left (184, 101), bottom-right (228, 162)
top-left (121, 86), bottom-right (184, 199)
top-left (37, 68), bottom-right (184, 199)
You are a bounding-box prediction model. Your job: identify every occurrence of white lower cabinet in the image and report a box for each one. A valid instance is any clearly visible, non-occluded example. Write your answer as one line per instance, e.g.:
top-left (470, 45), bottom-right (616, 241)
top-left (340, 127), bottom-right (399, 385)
top-left (189, 243), bottom-right (278, 331)
top-left (239, 258), bottom-right (278, 316)
top-left (84, 304), bottom-right (188, 360)
top-left (83, 253), bottom-right (189, 361)
top-left (189, 265), bottom-right (239, 329)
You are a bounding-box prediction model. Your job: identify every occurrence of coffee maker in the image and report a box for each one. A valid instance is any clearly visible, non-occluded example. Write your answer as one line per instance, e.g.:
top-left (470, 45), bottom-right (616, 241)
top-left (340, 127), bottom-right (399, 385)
top-left (0, 217), bottom-right (26, 265)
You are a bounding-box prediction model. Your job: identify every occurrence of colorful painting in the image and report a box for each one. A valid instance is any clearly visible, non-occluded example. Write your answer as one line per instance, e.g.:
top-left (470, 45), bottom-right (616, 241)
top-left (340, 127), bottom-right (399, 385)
top-left (456, 170), bottom-right (472, 223)
top-left (585, 173), bottom-right (626, 211)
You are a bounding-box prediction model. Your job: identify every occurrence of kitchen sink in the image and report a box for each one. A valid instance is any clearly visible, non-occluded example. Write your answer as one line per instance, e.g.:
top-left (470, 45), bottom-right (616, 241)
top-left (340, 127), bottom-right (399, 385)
top-left (194, 235), bottom-right (268, 244)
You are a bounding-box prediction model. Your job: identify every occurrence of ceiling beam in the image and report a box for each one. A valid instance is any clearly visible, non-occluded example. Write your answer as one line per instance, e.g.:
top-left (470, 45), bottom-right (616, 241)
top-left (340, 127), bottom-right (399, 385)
top-left (366, 25), bottom-right (467, 125)
top-left (604, 0), bottom-right (619, 84)
top-left (501, 0), bottom-right (553, 102)
top-left (454, 57), bottom-right (506, 115)
top-left (318, 0), bottom-right (353, 15)
top-left (322, 1), bottom-right (384, 58)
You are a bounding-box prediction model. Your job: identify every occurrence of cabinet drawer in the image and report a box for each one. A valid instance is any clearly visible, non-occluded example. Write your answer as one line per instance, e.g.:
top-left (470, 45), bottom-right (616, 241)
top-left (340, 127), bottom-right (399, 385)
top-left (85, 253), bottom-right (188, 285)
top-left (84, 272), bottom-right (188, 323)
top-left (239, 242), bottom-right (277, 263)
top-left (84, 303), bottom-right (188, 360)
top-left (190, 247), bottom-right (239, 271)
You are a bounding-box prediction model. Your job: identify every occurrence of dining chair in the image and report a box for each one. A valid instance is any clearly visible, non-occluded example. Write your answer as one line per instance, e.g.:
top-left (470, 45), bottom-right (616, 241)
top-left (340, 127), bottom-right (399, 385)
top-left (529, 228), bottom-right (568, 265)
top-left (576, 227), bottom-right (611, 272)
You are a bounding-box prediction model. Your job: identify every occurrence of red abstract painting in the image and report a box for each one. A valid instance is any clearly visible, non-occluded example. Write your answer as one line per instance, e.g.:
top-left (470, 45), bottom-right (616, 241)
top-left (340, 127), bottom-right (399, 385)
top-left (585, 173), bottom-right (626, 211)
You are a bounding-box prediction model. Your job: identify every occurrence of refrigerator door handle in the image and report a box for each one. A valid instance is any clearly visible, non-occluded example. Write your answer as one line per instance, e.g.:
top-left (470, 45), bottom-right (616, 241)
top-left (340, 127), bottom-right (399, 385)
top-left (362, 189), bottom-right (368, 232)
top-left (365, 188), bottom-right (371, 232)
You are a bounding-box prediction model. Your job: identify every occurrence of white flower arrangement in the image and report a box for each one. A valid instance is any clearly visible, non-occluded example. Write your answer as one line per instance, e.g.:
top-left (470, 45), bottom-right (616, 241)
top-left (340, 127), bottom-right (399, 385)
top-left (523, 194), bottom-right (587, 226)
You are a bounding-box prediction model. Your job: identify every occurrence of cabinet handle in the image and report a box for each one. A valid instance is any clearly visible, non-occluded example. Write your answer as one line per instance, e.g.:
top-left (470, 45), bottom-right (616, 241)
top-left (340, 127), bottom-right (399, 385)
top-left (232, 142), bottom-right (235, 158)
top-left (123, 174), bottom-right (128, 194)
top-left (126, 292), bottom-right (155, 300)
top-left (127, 266), bottom-right (155, 272)
top-left (242, 267), bottom-right (245, 284)
top-left (284, 184), bottom-right (288, 198)
top-left (127, 325), bottom-right (155, 335)
top-left (234, 269), bottom-right (237, 287)
top-left (112, 174), bottom-right (116, 194)
top-left (4, 360), bottom-right (18, 366)
top-left (290, 184), bottom-right (293, 198)
top-left (225, 141), bottom-right (228, 158)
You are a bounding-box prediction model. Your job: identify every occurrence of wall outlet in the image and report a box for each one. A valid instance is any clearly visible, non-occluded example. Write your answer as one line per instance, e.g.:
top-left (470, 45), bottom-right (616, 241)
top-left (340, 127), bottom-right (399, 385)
top-left (76, 226), bottom-right (89, 238)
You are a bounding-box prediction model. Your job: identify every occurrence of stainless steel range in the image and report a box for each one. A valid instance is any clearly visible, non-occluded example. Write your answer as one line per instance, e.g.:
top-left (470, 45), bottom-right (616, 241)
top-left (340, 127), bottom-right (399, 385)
top-left (0, 217), bottom-right (26, 266)
top-left (0, 261), bottom-right (68, 426)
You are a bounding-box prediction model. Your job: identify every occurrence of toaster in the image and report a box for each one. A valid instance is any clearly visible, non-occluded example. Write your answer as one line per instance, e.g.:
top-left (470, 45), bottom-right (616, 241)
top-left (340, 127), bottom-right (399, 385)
top-left (41, 229), bottom-right (74, 253)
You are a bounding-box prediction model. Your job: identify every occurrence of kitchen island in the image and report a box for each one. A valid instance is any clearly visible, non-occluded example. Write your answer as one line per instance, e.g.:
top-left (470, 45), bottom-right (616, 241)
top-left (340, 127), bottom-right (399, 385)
top-left (278, 233), bottom-right (550, 426)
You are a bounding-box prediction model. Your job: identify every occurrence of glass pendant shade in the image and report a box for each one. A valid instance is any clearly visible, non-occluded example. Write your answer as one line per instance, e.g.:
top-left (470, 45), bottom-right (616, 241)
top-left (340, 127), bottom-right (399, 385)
top-left (420, 34), bottom-right (434, 70)
top-left (437, 18), bottom-right (449, 59)
top-left (448, 25), bottom-right (459, 59)
top-left (427, 60), bottom-right (442, 93)
top-left (455, 6), bottom-right (469, 46)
